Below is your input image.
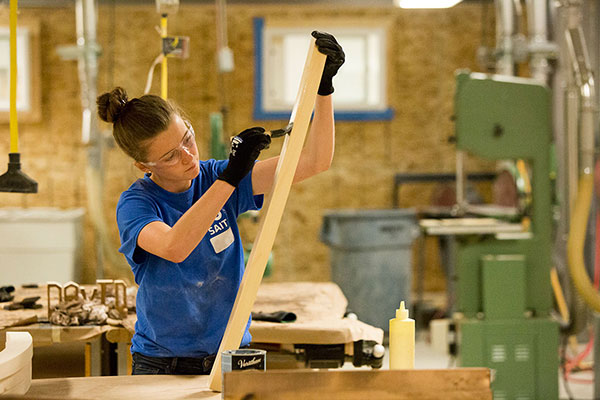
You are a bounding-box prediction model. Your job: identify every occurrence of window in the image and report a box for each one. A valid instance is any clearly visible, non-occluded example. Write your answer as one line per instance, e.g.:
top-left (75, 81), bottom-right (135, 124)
top-left (0, 27), bottom-right (30, 111)
top-left (254, 18), bottom-right (394, 121)
top-left (0, 18), bottom-right (41, 123)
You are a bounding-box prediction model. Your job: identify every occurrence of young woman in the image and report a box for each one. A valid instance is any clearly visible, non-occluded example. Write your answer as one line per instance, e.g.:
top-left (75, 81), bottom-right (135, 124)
top-left (97, 31), bottom-right (344, 375)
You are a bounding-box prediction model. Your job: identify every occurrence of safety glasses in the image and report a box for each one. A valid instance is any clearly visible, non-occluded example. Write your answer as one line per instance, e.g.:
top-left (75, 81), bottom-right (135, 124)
top-left (143, 121), bottom-right (196, 167)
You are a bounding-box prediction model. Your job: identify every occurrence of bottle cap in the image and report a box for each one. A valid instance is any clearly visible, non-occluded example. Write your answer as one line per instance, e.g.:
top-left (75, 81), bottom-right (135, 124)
top-left (396, 300), bottom-right (409, 319)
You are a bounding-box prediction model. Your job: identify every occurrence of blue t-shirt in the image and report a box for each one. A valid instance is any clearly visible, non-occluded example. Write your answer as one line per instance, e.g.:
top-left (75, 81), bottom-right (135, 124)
top-left (116, 159), bottom-right (263, 358)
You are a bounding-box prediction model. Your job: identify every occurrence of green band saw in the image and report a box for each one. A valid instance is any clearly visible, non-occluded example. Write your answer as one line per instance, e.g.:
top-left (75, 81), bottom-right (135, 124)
top-left (453, 71), bottom-right (559, 400)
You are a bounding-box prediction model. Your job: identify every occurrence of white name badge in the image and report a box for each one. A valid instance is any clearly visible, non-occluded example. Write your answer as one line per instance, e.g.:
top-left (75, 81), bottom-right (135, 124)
top-left (210, 226), bottom-right (234, 253)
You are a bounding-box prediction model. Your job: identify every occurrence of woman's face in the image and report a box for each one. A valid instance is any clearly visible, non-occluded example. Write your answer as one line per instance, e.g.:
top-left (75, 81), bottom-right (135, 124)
top-left (140, 114), bottom-right (200, 192)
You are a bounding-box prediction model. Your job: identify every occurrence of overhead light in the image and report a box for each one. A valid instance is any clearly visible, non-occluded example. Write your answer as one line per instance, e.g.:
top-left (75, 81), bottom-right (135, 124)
top-left (396, 0), bottom-right (463, 8)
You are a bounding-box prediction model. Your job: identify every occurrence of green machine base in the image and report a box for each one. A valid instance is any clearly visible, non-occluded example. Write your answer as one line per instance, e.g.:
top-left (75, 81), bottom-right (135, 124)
top-left (456, 246), bottom-right (559, 400)
top-left (459, 318), bottom-right (558, 400)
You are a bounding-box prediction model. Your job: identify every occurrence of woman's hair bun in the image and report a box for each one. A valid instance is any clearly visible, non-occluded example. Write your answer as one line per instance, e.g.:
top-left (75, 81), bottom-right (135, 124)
top-left (97, 87), bottom-right (129, 123)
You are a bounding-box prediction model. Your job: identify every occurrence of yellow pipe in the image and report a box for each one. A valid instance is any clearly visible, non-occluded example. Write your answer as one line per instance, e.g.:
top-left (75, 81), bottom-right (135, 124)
top-left (160, 15), bottom-right (168, 99)
top-left (550, 266), bottom-right (580, 352)
top-left (9, 0), bottom-right (19, 153)
top-left (567, 173), bottom-right (600, 312)
top-left (550, 267), bottom-right (570, 322)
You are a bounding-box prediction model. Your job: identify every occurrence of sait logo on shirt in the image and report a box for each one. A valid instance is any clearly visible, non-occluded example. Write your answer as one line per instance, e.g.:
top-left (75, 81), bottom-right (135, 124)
top-left (209, 210), bottom-right (234, 253)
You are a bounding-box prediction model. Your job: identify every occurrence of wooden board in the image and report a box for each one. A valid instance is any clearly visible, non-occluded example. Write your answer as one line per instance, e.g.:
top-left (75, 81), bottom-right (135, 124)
top-left (21, 369), bottom-right (490, 400)
top-left (24, 374), bottom-right (220, 400)
top-left (223, 368), bottom-right (493, 400)
top-left (208, 39), bottom-right (326, 391)
top-left (249, 282), bottom-right (383, 345)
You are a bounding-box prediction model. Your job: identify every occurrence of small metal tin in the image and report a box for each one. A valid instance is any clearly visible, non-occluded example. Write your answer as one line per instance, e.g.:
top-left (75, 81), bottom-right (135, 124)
top-left (221, 349), bottom-right (266, 373)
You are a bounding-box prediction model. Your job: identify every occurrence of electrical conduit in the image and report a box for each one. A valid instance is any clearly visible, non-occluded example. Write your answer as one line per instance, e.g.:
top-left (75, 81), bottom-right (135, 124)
top-left (161, 15), bottom-right (168, 99)
top-left (565, 22), bottom-right (600, 312)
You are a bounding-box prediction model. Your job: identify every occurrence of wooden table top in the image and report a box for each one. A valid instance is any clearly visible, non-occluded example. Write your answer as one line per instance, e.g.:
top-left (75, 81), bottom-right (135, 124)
top-left (25, 374), bottom-right (220, 400)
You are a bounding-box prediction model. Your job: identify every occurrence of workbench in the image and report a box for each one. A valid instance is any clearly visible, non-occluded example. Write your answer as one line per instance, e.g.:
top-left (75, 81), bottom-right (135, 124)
top-left (0, 284), bottom-right (132, 376)
top-left (121, 281), bottom-right (384, 369)
top-left (1, 282), bottom-right (383, 375)
top-left (21, 368), bottom-right (492, 399)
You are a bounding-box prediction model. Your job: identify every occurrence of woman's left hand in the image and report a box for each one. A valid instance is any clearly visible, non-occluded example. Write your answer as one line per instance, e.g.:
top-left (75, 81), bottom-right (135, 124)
top-left (311, 31), bottom-right (345, 96)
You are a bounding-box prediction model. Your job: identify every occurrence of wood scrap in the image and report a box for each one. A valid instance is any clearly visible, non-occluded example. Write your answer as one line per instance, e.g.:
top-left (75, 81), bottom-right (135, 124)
top-left (0, 332), bottom-right (33, 396)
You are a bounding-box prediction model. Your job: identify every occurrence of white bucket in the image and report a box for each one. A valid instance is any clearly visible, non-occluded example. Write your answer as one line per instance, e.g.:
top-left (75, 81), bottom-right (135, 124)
top-left (0, 208), bottom-right (85, 286)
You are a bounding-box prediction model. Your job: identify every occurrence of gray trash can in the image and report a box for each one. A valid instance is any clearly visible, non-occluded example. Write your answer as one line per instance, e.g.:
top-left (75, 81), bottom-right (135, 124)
top-left (320, 208), bottom-right (419, 332)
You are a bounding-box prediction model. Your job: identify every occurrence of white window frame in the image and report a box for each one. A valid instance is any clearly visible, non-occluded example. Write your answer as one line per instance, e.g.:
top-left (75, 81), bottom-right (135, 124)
top-left (0, 27), bottom-right (31, 112)
top-left (253, 18), bottom-right (394, 121)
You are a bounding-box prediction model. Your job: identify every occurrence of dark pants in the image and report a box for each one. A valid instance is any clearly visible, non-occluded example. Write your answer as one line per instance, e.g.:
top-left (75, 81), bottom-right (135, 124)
top-left (132, 352), bottom-right (216, 375)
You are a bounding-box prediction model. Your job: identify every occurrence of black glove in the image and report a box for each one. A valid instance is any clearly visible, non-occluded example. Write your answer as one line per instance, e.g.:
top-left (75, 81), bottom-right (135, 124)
top-left (312, 31), bottom-right (345, 96)
top-left (218, 127), bottom-right (271, 187)
top-left (0, 285), bottom-right (15, 303)
top-left (251, 310), bottom-right (297, 323)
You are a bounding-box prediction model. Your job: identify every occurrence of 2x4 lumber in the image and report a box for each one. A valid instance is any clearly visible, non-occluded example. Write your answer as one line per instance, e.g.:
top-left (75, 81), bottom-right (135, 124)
top-left (208, 39), bottom-right (326, 391)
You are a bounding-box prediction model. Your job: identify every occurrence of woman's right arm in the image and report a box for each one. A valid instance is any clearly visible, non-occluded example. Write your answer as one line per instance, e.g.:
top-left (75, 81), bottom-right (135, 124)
top-left (135, 128), bottom-right (270, 264)
top-left (136, 180), bottom-right (234, 263)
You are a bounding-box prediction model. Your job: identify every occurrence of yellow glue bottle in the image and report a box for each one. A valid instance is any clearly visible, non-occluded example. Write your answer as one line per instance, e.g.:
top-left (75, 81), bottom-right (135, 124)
top-left (389, 301), bottom-right (415, 369)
